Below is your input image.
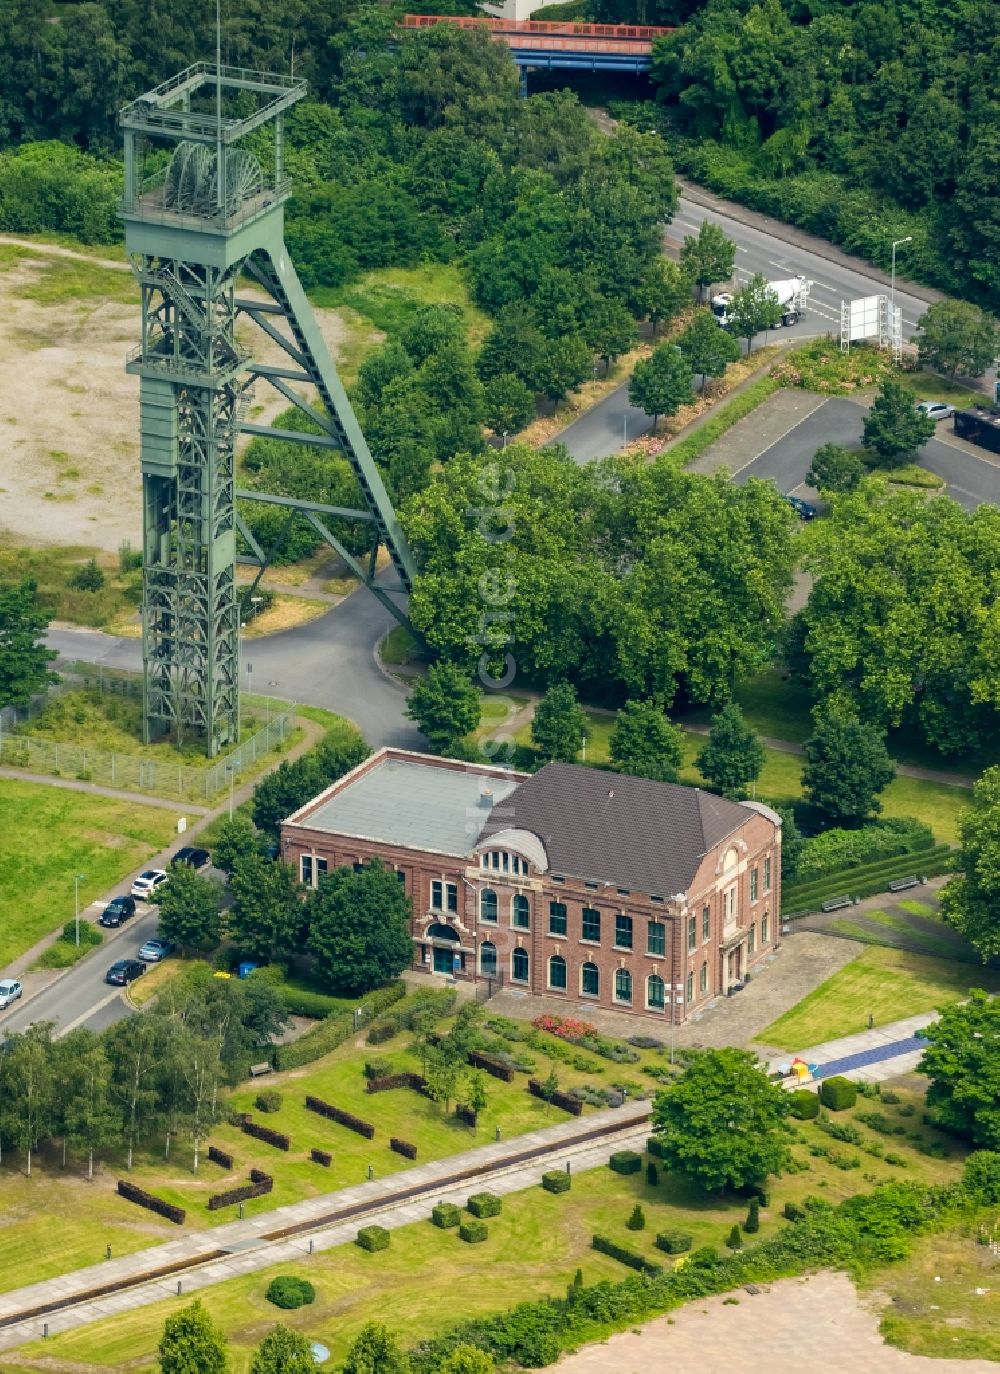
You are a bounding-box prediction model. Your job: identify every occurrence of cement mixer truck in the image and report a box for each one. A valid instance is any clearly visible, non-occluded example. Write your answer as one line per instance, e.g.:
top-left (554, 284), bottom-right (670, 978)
top-left (711, 275), bottom-right (811, 329)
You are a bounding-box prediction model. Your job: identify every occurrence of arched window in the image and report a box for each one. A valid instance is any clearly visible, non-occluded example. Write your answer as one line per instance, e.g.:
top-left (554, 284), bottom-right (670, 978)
top-left (480, 888), bottom-right (497, 923)
top-left (512, 947), bottom-right (529, 983)
top-left (723, 846), bottom-right (739, 872)
top-left (647, 973), bottom-right (665, 1011)
top-left (427, 922), bottom-right (459, 942)
top-left (581, 962), bottom-right (599, 997)
top-left (512, 894), bottom-right (530, 929)
top-left (614, 968), bottom-right (632, 1003)
top-left (480, 940), bottom-right (497, 976)
top-left (548, 954), bottom-right (567, 990)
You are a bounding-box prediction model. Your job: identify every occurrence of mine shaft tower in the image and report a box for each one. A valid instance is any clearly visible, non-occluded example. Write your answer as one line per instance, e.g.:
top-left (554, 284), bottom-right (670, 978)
top-left (121, 66), bottom-right (415, 755)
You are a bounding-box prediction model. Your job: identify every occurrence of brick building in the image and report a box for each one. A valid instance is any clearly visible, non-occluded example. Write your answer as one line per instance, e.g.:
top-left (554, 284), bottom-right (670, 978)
top-left (281, 747), bottom-right (782, 1024)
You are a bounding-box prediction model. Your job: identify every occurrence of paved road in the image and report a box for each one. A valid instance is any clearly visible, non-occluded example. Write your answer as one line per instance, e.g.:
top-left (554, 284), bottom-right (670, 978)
top-left (732, 397), bottom-right (1000, 509)
top-left (556, 188), bottom-right (932, 465)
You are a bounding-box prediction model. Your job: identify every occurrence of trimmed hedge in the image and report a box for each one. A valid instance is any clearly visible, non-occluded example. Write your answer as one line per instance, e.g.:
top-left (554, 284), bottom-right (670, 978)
top-left (460, 1219), bottom-right (489, 1244)
top-left (367, 1072), bottom-right (430, 1095)
top-left (117, 1180), bottom-right (185, 1225)
top-left (367, 1021), bottom-right (397, 1045)
top-left (467, 1192), bottom-right (502, 1219)
top-left (820, 1076), bottom-right (858, 1111)
top-left (789, 1089), bottom-right (820, 1120)
top-left (528, 1079), bottom-right (584, 1115)
top-left (266, 1275), bottom-right (315, 1309)
top-left (609, 1150), bottom-right (643, 1176)
top-left (391, 1137), bottom-right (418, 1160)
top-left (274, 981), bottom-right (406, 1070)
top-left (468, 1049), bottom-right (515, 1082)
top-left (782, 845), bottom-right (955, 914)
top-left (311, 1148), bottom-right (332, 1167)
top-left (592, 1234), bottom-right (662, 1276)
top-left (357, 1225), bottom-right (391, 1252)
top-left (240, 1118), bottom-right (290, 1151)
top-left (646, 1136), bottom-right (667, 1160)
top-left (255, 1090), bottom-right (282, 1113)
top-left (796, 819), bottom-right (935, 880)
top-left (305, 1095), bottom-right (375, 1139)
top-left (250, 1168), bottom-right (272, 1185)
top-left (655, 1230), bottom-right (692, 1254)
top-left (454, 1104), bottom-right (477, 1127)
top-left (207, 1175), bottom-right (273, 1211)
top-left (207, 1145), bottom-right (234, 1170)
top-left (432, 1202), bottom-right (462, 1229)
top-left (542, 1170), bottom-right (571, 1194)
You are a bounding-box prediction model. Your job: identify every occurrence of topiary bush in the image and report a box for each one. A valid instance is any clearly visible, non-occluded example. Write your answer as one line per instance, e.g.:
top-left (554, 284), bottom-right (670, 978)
top-left (783, 1201), bottom-right (805, 1221)
top-left (364, 1057), bottom-right (393, 1080)
top-left (725, 1224), bottom-right (743, 1250)
top-left (542, 1170), bottom-right (571, 1194)
top-left (609, 1150), bottom-right (642, 1175)
top-left (744, 1198), bottom-right (760, 1233)
top-left (432, 1202), bottom-right (462, 1228)
top-left (646, 1160), bottom-right (659, 1186)
top-left (459, 1219), bottom-right (489, 1243)
top-left (789, 1089), bottom-right (820, 1120)
top-left (357, 1225), bottom-right (391, 1252)
top-left (655, 1229), bottom-right (692, 1254)
top-left (820, 1076), bottom-right (858, 1112)
top-left (266, 1276), bottom-right (315, 1309)
top-left (255, 1090), bottom-right (283, 1114)
top-left (626, 1203), bottom-right (646, 1232)
top-left (467, 1192), bottom-right (502, 1219)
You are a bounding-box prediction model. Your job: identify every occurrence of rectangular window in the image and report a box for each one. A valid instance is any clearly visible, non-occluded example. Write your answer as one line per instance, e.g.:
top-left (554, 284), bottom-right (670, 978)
top-left (512, 896), bottom-right (530, 930)
top-left (647, 920), bottom-right (665, 957)
top-left (750, 866), bottom-right (759, 903)
top-left (617, 888), bottom-right (630, 897)
top-left (685, 971), bottom-right (693, 1004)
top-left (764, 856), bottom-right (771, 892)
top-left (651, 894), bottom-right (664, 903)
top-left (432, 880), bottom-right (458, 913)
top-left (432, 880), bottom-right (443, 910)
top-left (512, 948), bottom-right (529, 983)
top-left (300, 855), bottom-right (313, 886)
top-left (316, 858), bottom-right (327, 881)
top-left (702, 905), bottom-right (710, 943)
top-left (725, 885), bottom-right (737, 925)
top-left (396, 869), bottom-right (406, 885)
top-left (748, 922), bottom-right (756, 955)
top-left (353, 861), bottom-right (365, 874)
top-left (481, 853), bottom-right (488, 869)
top-left (502, 852), bottom-right (509, 872)
top-left (687, 914), bottom-right (697, 953)
top-left (551, 875), bottom-right (564, 883)
top-left (548, 901), bottom-right (567, 936)
top-left (585, 880), bottom-right (598, 890)
top-left (614, 914), bottom-right (633, 950)
top-left (582, 907), bottom-right (601, 943)
top-left (699, 962), bottom-right (707, 994)
top-left (761, 912), bottom-right (769, 943)
top-left (491, 852), bottom-right (500, 870)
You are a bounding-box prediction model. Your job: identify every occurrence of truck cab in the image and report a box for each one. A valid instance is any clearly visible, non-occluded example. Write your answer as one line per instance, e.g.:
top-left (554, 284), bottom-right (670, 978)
top-left (712, 275), bottom-right (811, 329)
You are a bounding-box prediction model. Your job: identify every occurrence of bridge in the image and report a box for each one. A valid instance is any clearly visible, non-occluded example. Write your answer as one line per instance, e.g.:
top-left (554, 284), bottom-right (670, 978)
top-left (400, 14), bottom-right (673, 76)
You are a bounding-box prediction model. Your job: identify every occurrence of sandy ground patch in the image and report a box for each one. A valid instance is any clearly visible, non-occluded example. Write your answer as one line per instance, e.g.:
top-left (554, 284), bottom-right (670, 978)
top-left (555, 1271), bottom-right (998, 1374)
top-left (0, 241), bottom-right (372, 554)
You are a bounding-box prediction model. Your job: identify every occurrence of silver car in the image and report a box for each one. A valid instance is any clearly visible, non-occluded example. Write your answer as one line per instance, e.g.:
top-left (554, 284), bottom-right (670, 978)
top-left (0, 979), bottom-right (23, 1010)
top-left (916, 401), bottom-right (955, 422)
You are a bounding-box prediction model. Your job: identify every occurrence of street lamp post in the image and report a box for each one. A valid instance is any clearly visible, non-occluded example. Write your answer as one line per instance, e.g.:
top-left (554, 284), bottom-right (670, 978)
top-left (890, 236), bottom-right (912, 327)
top-left (225, 762), bottom-right (236, 819)
top-left (74, 872), bottom-right (85, 947)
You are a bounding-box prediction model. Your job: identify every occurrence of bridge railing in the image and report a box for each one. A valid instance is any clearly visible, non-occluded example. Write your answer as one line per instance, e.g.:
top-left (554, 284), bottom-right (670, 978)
top-left (401, 14), bottom-right (674, 39)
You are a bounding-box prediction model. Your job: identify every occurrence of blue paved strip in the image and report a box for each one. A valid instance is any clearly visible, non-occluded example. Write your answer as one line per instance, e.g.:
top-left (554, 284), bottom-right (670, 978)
top-left (812, 1034), bottom-right (925, 1079)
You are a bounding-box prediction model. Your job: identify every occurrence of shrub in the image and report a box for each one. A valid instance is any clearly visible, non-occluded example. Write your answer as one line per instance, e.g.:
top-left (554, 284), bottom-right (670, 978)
top-left (116, 1180), bottom-right (185, 1225)
top-left (467, 1192), bottom-right (502, 1219)
top-left (884, 1152), bottom-right (908, 1167)
top-left (881, 1090), bottom-right (900, 1106)
top-left (367, 1072), bottom-right (430, 1096)
top-left (207, 1145), bottom-right (234, 1170)
top-left (468, 1050), bottom-right (514, 1082)
top-left (626, 1204), bottom-right (646, 1232)
top-left (528, 1078), bottom-right (583, 1114)
top-left (962, 1151), bottom-right (1000, 1204)
top-left (255, 1090), bottom-right (282, 1114)
top-left (542, 1170), bottom-right (571, 1194)
top-left (788, 1089), bottom-right (820, 1120)
top-left (390, 1137), bottom-right (418, 1160)
top-left (646, 1160), bottom-right (659, 1186)
top-left (69, 557), bottom-right (105, 591)
top-left (239, 1118), bottom-right (290, 1151)
top-left (795, 818), bottom-right (934, 878)
top-left (783, 1201), bottom-right (805, 1221)
top-left (655, 1230), bottom-right (692, 1254)
top-left (646, 1135), bottom-right (668, 1159)
top-left (432, 1202), bottom-right (462, 1228)
top-left (364, 1058), bottom-right (394, 1080)
top-left (460, 1219), bottom-right (489, 1243)
top-left (820, 1076), bottom-right (857, 1111)
top-left (857, 1110), bottom-right (895, 1135)
top-left (274, 981), bottom-right (405, 1070)
top-left (207, 1175), bottom-right (273, 1210)
top-left (305, 1096), bottom-right (375, 1139)
top-left (357, 1225), bottom-right (391, 1252)
top-left (609, 1150), bottom-right (642, 1175)
top-left (266, 1276), bottom-right (315, 1309)
top-left (591, 1234), bottom-right (662, 1276)
top-left (311, 1148), bottom-right (332, 1167)
top-left (744, 1198), bottom-right (760, 1234)
top-left (818, 1119), bottom-right (863, 1145)
top-left (725, 1225), bottom-right (743, 1250)
top-left (454, 1104), bottom-right (477, 1127)
top-left (367, 1022), bottom-right (397, 1045)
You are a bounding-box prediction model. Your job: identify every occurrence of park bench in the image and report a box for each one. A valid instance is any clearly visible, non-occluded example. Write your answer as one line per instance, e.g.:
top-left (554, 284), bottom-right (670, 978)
top-left (887, 875), bottom-right (920, 892)
top-left (820, 894), bottom-right (853, 912)
top-left (249, 1061), bottom-right (272, 1078)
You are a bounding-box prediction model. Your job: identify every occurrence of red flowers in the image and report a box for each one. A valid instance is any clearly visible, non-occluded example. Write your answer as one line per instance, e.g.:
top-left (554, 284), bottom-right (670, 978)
top-left (532, 1014), bottom-right (597, 1044)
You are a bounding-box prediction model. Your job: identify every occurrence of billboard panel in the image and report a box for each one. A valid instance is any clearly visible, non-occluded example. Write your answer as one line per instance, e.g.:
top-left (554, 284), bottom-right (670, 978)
top-left (848, 295), bottom-right (882, 342)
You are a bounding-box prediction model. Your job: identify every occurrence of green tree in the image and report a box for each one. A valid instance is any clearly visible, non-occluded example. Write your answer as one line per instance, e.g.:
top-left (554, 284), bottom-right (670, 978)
top-left (249, 1324), bottom-right (316, 1374)
top-left (342, 1322), bottom-right (410, 1374)
top-left (156, 864), bottom-right (223, 954)
top-left (0, 577), bottom-right (57, 708)
top-left (1, 1022), bottom-right (55, 1175)
top-left (696, 702), bottom-right (765, 797)
top-left (862, 378), bottom-right (935, 466)
top-left (228, 853), bottom-right (303, 964)
top-left (914, 300), bottom-right (1000, 380)
top-left (677, 309), bottom-right (740, 392)
top-left (437, 1347), bottom-right (495, 1374)
top-left (537, 334), bottom-right (592, 411)
top-left (105, 1013), bottom-right (164, 1169)
top-left (918, 990), bottom-right (1000, 1149)
top-left (726, 273), bottom-right (783, 352)
top-left (939, 765), bottom-right (1000, 959)
top-left (679, 219), bottom-right (736, 301)
top-left (426, 1051), bottom-right (461, 1113)
top-left (467, 1070), bottom-right (489, 1122)
top-left (211, 815), bottom-right (267, 874)
top-left (157, 1301), bottom-right (228, 1374)
top-left (628, 344), bottom-right (693, 431)
top-left (802, 699), bottom-right (896, 823)
top-left (60, 1032), bottom-right (118, 1179)
top-left (355, 341), bottom-right (414, 412)
top-left (609, 699), bottom-right (684, 782)
top-left (635, 257), bottom-right (690, 336)
top-left (251, 733), bottom-right (369, 837)
top-left (307, 858), bottom-right (413, 997)
top-left (807, 442), bottom-right (866, 493)
top-left (531, 682), bottom-right (588, 763)
top-left (405, 662), bottom-right (481, 754)
top-left (650, 1048), bottom-right (791, 1192)
top-left (482, 373), bottom-right (535, 440)
top-left (586, 298), bottom-right (637, 374)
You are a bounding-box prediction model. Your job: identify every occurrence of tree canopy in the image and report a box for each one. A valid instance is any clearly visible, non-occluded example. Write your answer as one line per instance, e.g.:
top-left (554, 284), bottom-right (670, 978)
top-left (609, 699), bottom-right (684, 782)
top-left (628, 344), bottom-right (693, 430)
top-left (0, 577), bottom-right (57, 708)
top-left (307, 858), bottom-right (413, 996)
top-left (696, 702), bottom-right (765, 797)
top-left (862, 379), bottom-right (935, 466)
top-left (915, 300), bottom-right (1000, 380)
top-left (939, 766), bottom-right (1000, 959)
top-left (405, 662), bottom-right (481, 755)
top-left (918, 990), bottom-right (1000, 1150)
top-left (156, 865), bottom-right (223, 955)
top-left (531, 682), bottom-right (588, 764)
top-left (802, 698), bottom-right (895, 824)
top-left (157, 1302), bottom-right (227, 1374)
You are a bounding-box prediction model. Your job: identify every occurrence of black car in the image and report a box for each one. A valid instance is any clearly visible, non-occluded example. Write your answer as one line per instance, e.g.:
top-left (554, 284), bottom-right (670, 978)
top-left (174, 846), bottom-right (211, 869)
top-left (784, 494), bottom-right (818, 521)
top-left (106, 958), bottom-right (146, 986)
top-left (100, 895), bottom-right (137, 928)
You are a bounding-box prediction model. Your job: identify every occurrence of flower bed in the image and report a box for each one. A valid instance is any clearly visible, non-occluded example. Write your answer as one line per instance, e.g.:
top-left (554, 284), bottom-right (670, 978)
top-left (532, 1015), bottom-right (640, 1065)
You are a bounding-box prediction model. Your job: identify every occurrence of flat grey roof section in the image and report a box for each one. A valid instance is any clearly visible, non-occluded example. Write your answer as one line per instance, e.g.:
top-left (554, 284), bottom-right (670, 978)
top-left (303, 757), bottom-right (519, 857)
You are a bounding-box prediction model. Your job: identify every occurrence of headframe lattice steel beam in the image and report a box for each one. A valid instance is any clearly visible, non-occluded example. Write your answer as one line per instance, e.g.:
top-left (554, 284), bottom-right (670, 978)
top-left (121, 65), bottom-right (415, 755)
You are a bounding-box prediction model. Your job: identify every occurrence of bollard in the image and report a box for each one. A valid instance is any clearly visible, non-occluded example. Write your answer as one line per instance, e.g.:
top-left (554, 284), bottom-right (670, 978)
top-left (565, 1159), bottom-right (571, 1175)
top-left (308, 1238), bottom-right (314, 1255)
top-left (367, 1163), bottom-right (374, 1181)
top-left (106, 1244), bottom-right (112, 1261)
top-left (43, 1323), bottom-right (49, 1338)
top-left (495, 1125), bottom-right (502, 1142)
top-left (239, 1202), bottom-right (244, 1219)
top-left (177, 1280), bottom-right (182, 1296)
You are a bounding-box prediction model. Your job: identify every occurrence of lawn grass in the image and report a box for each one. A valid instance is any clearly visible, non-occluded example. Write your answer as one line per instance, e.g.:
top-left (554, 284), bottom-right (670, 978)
top-left (0, 779), bottom-right (177, 966)
top-left (16, 1083), bottom-right (963, 1374)
top-left (0, 541), bottom-right (143, 631)
top-left (828, 908), bottom-right (964, 961)
top-left (758, 946), bottom-right (1000, 1051)
top-left (381, 624), bottom-right (420, 666)
top-left (0, 243), bottom-right (135, 305)
top-left (312, 264), bottom-right (490, 349)
top-left (667, 373), bottom-right (781, 467)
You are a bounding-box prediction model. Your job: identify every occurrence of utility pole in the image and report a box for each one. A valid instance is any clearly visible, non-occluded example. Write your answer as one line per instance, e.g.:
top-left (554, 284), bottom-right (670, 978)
top-left (74, 872), bottom-right (86, 946)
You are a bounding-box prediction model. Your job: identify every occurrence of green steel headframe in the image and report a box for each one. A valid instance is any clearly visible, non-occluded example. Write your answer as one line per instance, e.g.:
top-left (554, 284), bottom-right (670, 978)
top-left (121, 65), bottom-right (416, 756)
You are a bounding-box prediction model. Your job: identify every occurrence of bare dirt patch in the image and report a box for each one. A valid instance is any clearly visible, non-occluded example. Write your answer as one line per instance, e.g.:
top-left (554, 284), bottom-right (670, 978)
top-left (0, 241), bottom-right (374, 555)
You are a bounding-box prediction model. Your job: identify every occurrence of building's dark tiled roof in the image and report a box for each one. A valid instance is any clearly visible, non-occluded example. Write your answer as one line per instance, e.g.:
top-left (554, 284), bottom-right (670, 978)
top-left (483, 762), bottom-right (753, 896)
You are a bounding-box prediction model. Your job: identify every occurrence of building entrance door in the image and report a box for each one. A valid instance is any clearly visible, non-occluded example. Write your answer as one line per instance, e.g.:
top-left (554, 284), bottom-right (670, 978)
top-left (432, 946), bottom-right (453, 974)
top-left (727, 946), bottom-right (742, 985)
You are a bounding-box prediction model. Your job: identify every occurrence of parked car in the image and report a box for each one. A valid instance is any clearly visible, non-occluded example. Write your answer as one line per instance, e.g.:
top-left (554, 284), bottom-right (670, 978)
top-left (137, 937), bottom-right (173, 962)
top-left (100, 895), bottom-right (137, 928)
top-left (130, 869), bottom-right (169, 901)
top-left (106, 958), bottom-right (146, 987)
top-left (916, 401), bottom-right (955, 422)
top-left (784, 494), bottom-right (818, 520)
top-left (174, 846), bottom-right (211, 869)
top-left (0, 979), bottom-right (23, 1010)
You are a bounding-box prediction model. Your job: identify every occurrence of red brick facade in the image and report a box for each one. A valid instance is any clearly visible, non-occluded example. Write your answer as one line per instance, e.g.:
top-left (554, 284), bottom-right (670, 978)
top-left (282, 750), bottom-right (781, 1024)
